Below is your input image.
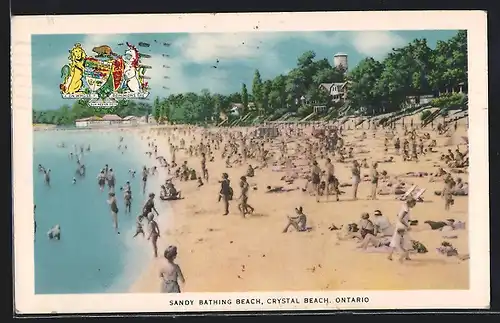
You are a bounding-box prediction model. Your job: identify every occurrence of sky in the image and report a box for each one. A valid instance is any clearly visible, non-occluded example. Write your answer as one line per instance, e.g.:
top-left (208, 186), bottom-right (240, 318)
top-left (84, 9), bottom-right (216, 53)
top-left (31, 30), bottom-right (459, 110)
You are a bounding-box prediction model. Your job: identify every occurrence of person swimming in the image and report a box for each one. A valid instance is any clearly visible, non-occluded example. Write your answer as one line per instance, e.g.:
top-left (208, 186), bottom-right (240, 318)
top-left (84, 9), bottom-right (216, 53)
top-left (47, 225), bottom-right (61, 240)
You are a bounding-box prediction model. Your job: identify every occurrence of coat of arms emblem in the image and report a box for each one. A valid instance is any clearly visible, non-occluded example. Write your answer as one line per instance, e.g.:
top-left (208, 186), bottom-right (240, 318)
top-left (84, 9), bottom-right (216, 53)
top-left (60, 43), bottom-right (150, 107)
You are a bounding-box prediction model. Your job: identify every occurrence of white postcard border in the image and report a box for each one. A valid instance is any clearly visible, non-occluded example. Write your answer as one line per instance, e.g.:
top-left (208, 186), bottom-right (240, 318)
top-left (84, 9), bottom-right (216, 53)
top-left (11, 11), bottom-right (489, 313)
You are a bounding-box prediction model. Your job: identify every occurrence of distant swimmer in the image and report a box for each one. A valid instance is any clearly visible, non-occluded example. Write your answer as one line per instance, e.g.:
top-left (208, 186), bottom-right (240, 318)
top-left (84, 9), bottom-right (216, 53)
top-left (97, 170), bottom-right (106, 191)
top-left (86, 145), bottom-right (91, 151)
top-left (44, 169), bottom-right (51, 187)
top-left (129, 169), bottom-right (136, 178)
top-left (107, 192), bottom-right (120, 233)
top-left (47, 225), bottom-right (61, 240)
top-left (72, 177), bottom-right (77, 185)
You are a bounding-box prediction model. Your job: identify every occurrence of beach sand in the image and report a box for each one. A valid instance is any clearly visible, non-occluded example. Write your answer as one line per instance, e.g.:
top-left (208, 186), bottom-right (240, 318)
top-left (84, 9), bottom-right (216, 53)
top-left (130, 117), bottom-right (469, 293)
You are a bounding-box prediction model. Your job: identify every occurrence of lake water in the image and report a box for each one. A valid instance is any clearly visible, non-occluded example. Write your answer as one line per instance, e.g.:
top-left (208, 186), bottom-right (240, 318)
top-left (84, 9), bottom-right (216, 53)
top-left (33, 130), bottom-right (156, 294)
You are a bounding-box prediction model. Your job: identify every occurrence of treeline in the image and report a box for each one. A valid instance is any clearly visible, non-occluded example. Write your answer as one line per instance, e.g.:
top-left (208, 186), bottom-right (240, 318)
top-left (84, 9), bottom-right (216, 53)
top-left (33, 30), bottom-right (467, 125)
top-left (32, 100), bottom-right (153, 125)
top-left (348, 30), bottom-right (467, 114)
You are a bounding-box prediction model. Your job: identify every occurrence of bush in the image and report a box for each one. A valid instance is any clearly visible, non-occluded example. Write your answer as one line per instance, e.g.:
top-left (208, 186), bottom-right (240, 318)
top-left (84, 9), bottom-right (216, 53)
top-left (297, 105), bottom-right (313, 118)
top-left (430, 93), bottom-right (467, 108)
top-left (420, 110), bottom-right (432, 121)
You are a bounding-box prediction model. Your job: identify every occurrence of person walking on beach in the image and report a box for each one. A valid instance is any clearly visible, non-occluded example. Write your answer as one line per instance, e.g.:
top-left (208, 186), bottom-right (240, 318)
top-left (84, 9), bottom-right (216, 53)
top-left (107, 192), bottom-right (120, 233)
top-left (201, 152), bottom-right (209, 182)
top-left (238, 176), bottom-right (254, 217)
top-left (310, 161), bottom-right (322, 203)
top-left (325, 158), bottom-right (339, 201)
top-left (370, 162), bottom-right (380, 200)
top-left (141, 166), bottom-right (149, 194)
top-left (388, 197), bottom-right (417, 262)
top-left (351, 160), bottom-right (361, 200)
top-left (219, 172), bottom-right (232, 216)
top-left (159, 246), bottom-right (185, 293)
top-left (147, 212), bottom-right (161, 257)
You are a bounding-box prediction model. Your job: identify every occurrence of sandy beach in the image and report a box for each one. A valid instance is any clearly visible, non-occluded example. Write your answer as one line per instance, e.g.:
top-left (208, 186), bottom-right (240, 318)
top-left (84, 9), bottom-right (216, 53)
top-left (130, 116), bottom-right (469, 293)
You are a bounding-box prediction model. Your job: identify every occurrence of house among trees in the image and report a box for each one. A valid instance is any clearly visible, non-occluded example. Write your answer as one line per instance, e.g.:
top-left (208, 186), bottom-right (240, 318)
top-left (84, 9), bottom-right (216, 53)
top-left (122, 116), bottom-right (138, 125)
top-left (75, 116), bottom-right (103, 128)
top-left (318, 82), bottom-right (349, 102)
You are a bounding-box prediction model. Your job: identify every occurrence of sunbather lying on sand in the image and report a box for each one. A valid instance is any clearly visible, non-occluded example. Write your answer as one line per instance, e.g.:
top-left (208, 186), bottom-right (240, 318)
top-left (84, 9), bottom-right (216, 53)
top-left (423, 219), bottom-right (466, 231)
top-left (267, 185), bottom-right (296, 193)
top-left (436, 241), bottom-right (470, 260)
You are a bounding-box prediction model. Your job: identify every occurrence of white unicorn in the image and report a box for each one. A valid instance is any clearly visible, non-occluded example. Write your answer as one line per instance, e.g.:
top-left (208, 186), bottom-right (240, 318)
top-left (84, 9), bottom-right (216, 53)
top-left (123, 43), bottom-right (141, 93)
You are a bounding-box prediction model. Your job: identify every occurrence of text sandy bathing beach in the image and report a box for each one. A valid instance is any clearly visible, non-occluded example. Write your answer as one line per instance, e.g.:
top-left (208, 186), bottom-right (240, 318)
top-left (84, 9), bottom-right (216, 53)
top-left (129, 116), bottom-right (469, 293)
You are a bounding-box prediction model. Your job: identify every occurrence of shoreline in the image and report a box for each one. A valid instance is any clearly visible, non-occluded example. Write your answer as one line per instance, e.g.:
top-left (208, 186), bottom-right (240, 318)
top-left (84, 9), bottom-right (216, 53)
top-left (129, 119), bottom-right (469, 293)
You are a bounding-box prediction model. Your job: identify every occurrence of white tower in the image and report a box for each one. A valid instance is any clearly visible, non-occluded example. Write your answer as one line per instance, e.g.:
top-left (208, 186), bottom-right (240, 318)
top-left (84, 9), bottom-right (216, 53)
top-left (333, 53), bottom-right (348, 72)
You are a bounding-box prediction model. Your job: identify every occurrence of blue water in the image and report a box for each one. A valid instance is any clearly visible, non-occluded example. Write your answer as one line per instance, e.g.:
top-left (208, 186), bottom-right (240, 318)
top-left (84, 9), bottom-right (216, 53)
top-left (34, 130), bottom-right (153, 294)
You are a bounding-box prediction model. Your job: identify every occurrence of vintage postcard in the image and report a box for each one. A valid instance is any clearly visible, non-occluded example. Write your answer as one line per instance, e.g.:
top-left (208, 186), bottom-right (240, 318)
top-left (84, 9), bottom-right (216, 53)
top-left (12, 11), bottom-right (489, 314)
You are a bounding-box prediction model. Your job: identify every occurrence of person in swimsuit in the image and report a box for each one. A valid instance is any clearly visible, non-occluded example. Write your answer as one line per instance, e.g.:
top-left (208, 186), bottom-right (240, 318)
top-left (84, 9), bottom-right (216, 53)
top-left (351, 160), bottom-right (361, 200)
top-left (97, 170), bottom-right (106, 191)
top-left (370, 162), bottom-right (380, 200)
top-left (310, 161), bottom-right (322, 203)
top-left (147, 212), bottom-right (161, 257)
top-left (122, 181), bottom-right (132, 213)
top-left (141, 166), bottom-right (149, 194)
top-left (159, 246), bottom-right (185, 293)
top-left (141, 193), bottom-right (159, 221)
top-left (388, 197), bottom-right (417, 262)
top-left (201, 153), bottom-right (209, 181)
top-left (238, 176), bottom-right (254, 217)
top-left (106, 168), bottom-right (116, 193)
top-left (47, 225), bottom-right (61, 240)
top-left (324, 158), bottom-right (339, 201)
top-left (133, 215), bottom-right (145, 238)
top-left (107, 192), bottom-right (120, 233)
top-left (44, 169), bottom-right (51, 187)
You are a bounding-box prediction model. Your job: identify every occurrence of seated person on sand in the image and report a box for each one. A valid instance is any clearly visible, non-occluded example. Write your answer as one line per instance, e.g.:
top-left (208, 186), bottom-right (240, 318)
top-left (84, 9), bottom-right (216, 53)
top-left (197, 177), bottom-right (204, 187)
top-left (225, 156), bottom-right (232, 168)
top-left (189, 169), bottom-right (197, 181)
top-left (338, 213), bottom-right (375, 241)
top-left (361, 158), bottom-right (369, 168)
top-left (160, 183), bottom-right (182, 200)
top-left (283, 206), bottom-right (309, 233)
top-left (246, 165), bottom-right (255, 177)
top-left (358, 210), bottom-right (394, 249)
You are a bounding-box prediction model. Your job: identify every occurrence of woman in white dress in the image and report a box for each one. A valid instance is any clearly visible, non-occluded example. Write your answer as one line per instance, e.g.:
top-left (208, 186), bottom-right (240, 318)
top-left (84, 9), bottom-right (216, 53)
top-left (388, 197), bottom-right (417, 262)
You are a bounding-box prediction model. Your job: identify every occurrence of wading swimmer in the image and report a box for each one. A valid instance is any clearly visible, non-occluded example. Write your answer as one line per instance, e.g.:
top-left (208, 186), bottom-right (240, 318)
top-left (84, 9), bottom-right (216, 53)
top-left (97, 170), bottom-right (106, 191)
top-left (107, 192), bottom-right (120, 233)
top-left (147, 212), bottom-right (161, 257)
top-left (47, 225), bottom-right (61, 240)
top-left (122, 181), bottom-right (132, 213)
top-left (141, 166), bottom-right (149, 194)
top-left (388, 197), bottom-right (417, 262)
top-left (133, 215), bottom-right (145, 238)
top-left (141, 193), bottom-right (159, 221)
top-left (107, 168), bottom-right (116, 193)
top-left (44, 169), bottom-right (51, 187)
top-left (159, 246), bottom-right (185, 293)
